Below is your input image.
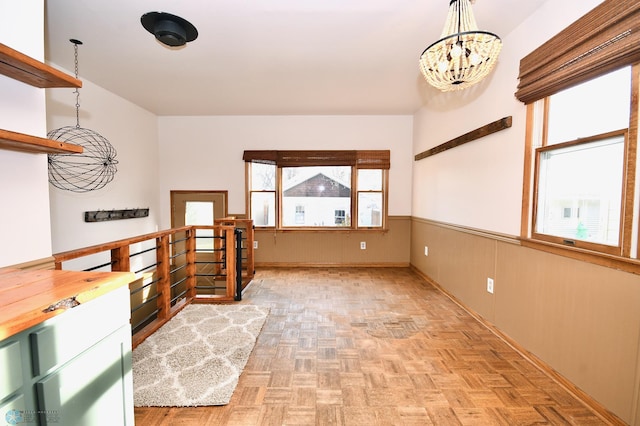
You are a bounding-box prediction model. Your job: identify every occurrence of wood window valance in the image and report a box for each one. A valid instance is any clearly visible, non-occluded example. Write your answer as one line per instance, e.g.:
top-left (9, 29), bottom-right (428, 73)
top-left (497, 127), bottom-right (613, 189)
top-left (515, 0), bottom-right (640, 104)
top-left (243, 150), bottom-right (390, 169)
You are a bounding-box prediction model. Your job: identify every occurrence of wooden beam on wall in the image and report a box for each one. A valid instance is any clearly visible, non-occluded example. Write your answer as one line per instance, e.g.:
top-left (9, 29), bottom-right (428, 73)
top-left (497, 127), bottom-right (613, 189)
top-left (414, 116), bottom-right (512, 161)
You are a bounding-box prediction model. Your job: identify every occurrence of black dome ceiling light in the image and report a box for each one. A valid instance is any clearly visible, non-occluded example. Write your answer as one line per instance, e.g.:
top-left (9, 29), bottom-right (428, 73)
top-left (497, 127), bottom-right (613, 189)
top-left (141, 11), bottom-right (198, 47)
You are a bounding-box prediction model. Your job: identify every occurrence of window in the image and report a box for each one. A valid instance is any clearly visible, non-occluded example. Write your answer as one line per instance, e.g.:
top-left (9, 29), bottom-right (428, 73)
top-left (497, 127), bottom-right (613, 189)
top-left (185, 201), bottom-right (214, 251)
top-left (525, 66), bottom-right (636, 257)
top-left (244, 150), bottom-right (389, 230)
top-left (249, 162), bottom-right (276, 227)
top-left (295, 205), bottom-right (305, 224)
top-left (534, 129), bottom-right (626, 251)
top-left (282, 165), bottom-right (351, 227)
top-left (518, 1), bottom-right (640, 260)
top-left (357, 169), bottom-right (383, 227)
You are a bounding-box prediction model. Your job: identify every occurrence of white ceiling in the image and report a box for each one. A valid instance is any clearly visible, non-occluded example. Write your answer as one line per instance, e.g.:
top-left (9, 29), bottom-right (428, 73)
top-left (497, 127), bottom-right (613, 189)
top-left (44, 0), bottom-right (546, 116)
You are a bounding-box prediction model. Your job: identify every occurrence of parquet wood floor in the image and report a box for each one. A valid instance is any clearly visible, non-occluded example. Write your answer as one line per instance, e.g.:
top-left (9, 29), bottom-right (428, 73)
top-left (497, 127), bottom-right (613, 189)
top-left (134, 267), bottom-right (612, 425)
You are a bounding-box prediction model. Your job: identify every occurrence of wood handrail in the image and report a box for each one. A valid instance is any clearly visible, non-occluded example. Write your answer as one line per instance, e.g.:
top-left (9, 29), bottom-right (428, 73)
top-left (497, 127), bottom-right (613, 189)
top-left (52, 221), bottom-right (255, 348)
top-left (53, 226), bottom-right (193, 266)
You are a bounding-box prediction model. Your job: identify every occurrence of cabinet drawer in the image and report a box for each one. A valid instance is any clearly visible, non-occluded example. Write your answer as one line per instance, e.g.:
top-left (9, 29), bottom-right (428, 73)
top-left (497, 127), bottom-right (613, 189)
top-left (30, 286), bottom-right (130, 376)
top-left (0, 340), bottom-right (22, 401)
top-left (36, 324), bottom-right (133, 426)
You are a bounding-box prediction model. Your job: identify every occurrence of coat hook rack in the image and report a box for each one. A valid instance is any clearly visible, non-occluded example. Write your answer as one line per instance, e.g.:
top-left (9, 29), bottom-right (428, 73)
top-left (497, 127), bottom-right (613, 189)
top-left (414, 116), bottom-right (512, 161)
top-left (84, 208), bottom-right (149, 222)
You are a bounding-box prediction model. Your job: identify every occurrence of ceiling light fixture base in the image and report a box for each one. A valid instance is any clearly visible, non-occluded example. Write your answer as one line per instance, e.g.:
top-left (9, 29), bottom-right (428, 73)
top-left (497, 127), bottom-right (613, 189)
top-left (141, 11), bottom-right (198, 47)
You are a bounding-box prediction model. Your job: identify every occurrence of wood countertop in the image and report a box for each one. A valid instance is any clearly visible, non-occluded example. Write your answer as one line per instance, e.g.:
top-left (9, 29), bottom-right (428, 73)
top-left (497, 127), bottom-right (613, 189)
top-left (0, 268), bottom-right (135, 340)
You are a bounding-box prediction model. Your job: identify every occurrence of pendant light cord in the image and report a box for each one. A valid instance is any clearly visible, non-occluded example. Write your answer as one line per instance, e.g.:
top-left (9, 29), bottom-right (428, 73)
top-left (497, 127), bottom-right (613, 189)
top-left (70, 39), bottom-right (83, 128)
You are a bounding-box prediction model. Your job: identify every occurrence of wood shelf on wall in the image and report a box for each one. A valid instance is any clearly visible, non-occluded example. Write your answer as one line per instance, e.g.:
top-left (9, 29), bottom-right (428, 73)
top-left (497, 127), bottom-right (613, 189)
top-left (0, 43), bottom-right (83, 155)
top-left (0, 129), bottom-right (83, 155)
top-left (0, 43), bottom-right (81, 88)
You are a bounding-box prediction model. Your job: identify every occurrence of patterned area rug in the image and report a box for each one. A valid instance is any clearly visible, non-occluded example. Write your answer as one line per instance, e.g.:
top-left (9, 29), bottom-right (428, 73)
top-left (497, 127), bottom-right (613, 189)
top-left (132, 304), bottom-right (268, 406)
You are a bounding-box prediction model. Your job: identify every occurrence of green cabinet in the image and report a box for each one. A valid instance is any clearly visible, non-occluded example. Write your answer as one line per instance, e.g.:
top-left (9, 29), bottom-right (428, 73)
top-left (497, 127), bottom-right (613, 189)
top-left (0, 286), bottom-right (133, 425)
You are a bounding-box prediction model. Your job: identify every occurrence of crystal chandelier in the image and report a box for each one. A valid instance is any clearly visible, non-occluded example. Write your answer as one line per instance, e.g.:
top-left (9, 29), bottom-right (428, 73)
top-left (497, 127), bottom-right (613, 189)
top-left (419, 0), bottom-right (502, 91)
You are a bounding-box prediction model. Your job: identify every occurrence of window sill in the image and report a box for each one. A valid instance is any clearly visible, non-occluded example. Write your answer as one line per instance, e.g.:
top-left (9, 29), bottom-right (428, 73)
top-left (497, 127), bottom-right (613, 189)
top-left (520, 237), bottom-right (640, 275)
top-left (254, 227), bottom-right (389, 233)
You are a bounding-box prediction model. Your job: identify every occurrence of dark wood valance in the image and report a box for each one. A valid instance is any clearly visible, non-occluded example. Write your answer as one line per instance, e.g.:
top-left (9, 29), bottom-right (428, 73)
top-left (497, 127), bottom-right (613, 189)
top-left (243, 150), bottom-right (390, 169)
top-left (356, 150), bottom-right (391, 169)
top-left (277, 151), bottom-right (356, 167)
top-left (516, 0), bottom-right (640, 104)
top-left (241, 150), bottom-right (277, 164)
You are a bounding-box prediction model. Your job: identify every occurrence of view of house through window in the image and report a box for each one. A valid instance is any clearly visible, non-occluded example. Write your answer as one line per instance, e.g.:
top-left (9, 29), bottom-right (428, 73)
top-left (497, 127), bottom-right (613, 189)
top-left (535, 133), bottom-right (625, 246)
top-left (528, 65), bottom-right (635, 255)
top-left (282, 166), bottom-right (351, 227)
top-left (245, 150), bottom-right (389, 230)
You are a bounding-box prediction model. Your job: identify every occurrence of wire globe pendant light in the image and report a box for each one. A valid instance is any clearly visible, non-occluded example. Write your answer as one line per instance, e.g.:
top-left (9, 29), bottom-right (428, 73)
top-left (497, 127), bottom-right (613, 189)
top-left (48, 39), bottom-right (118, 192)
top-left (419, 0), bottom-right (502, 91)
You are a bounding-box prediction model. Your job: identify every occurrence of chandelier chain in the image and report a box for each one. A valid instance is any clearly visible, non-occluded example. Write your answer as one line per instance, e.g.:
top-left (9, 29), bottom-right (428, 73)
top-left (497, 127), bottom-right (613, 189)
top-left (73, 41), bottom-right (81, 128)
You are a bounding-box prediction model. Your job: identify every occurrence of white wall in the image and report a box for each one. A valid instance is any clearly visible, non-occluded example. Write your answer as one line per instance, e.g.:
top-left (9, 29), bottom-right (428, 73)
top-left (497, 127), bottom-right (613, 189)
top-left (412, 0), bottom-right (604, 235)
top-left (47, 75), bottom-right (161, 256)
top-left (157, 115), bottom-right (413, 229)
top-left (0, 0), bottom-right (53, 267)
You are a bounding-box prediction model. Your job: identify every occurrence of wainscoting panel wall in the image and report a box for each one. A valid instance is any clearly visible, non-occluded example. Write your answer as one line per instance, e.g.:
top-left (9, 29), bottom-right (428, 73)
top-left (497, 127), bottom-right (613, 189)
top-left (254, 216), bottom-right (410, 267)
top-left (410, 217), bottom-right (640, 424)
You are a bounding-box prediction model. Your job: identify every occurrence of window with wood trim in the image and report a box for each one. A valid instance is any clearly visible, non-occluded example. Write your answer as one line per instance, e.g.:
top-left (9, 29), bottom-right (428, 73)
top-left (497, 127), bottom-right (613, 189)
top-left (244, 150), bottom-right (390, 230)
top-left (518, 0), bottom-right (640, 259)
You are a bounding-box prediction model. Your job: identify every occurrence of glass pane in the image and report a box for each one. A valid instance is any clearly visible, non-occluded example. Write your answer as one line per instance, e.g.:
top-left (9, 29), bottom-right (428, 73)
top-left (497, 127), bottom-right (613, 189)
top-left (548, 66), bottom-right (630, 144)
top-left (295, 205), bottom-right (305, 224)
top-left (251, 192), bottom-right (276, 226)
top-left (535, 135), bottom-right (624, 246)
top-left (185, 201), bottom-right (214, 250)
top-left (358, 192), bottom-right (382, 227)
top-left (358, 169), bottom-right (382, 191)
top-left (251, 163), bottom-right (276, 190)
top-left (282, 166), bottom-right (351, 227)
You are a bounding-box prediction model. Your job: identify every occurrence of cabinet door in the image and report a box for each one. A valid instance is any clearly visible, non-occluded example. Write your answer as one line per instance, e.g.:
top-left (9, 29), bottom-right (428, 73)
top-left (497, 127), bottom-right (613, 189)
top-left (0, 394), bottom-right (26, 425)
top-left (36, 325), bottom-right (133, 426)
top-left (0, 340), bottom-right (23, 401)
top-left (30, 286), bottom-right (130, 376)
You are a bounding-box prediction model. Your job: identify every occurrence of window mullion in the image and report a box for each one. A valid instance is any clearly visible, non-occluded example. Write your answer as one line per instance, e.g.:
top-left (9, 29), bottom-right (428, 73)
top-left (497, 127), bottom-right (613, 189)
top-left (245, 163), bottom-right (251, 223)
top-left (276, 167), bottom-right (283, 229)
top-left (627, 63), bottom-right (639, 257)
top-left (383, 170), bottom-right (389, 229)
top-left (352, 166), bottom-right (357, 229)
top-left (521, 103), bottom-right (536, 239)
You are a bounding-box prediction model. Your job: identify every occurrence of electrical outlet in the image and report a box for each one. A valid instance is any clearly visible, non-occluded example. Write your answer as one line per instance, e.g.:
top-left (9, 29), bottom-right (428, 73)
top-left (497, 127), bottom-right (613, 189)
top-left (360, 241), bottom-right (366, 250)
top-left (424, 246), bottom-right (429, 256)
top-left (253, 241), bottom-right (258, 249)
top-left (487, 277), bottom-right (494, 294)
